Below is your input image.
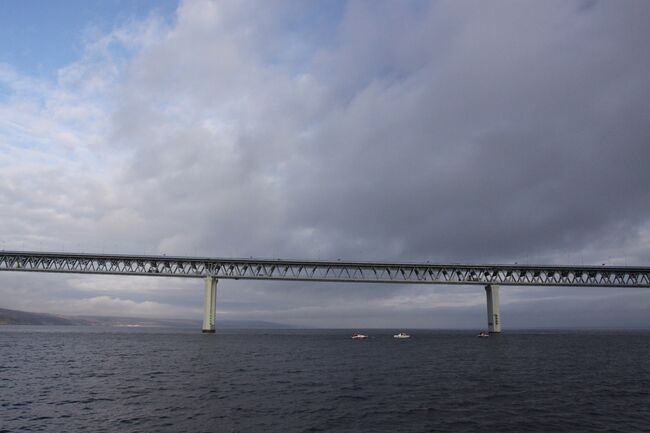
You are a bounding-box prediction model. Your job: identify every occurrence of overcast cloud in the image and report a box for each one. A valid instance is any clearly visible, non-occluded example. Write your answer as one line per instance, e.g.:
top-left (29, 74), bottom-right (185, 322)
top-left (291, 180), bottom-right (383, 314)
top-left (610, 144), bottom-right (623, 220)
top-left (1, 0), bottom-right (649, 328)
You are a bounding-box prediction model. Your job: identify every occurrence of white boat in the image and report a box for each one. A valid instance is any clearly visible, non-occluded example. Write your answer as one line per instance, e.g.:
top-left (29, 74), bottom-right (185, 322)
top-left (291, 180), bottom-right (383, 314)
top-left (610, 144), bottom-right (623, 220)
top-left (351, 333), bottom-right (368, 339)
top-left (393, 332), bottom-right (410, 339)
top-left (477, 331), bottom-right (489, 338)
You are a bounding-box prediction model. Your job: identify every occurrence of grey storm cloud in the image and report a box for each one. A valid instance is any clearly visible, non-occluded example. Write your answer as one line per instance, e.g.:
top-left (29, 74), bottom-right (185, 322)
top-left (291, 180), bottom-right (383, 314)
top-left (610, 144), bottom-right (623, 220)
top-left (0, 0), bottom-right (649, 326)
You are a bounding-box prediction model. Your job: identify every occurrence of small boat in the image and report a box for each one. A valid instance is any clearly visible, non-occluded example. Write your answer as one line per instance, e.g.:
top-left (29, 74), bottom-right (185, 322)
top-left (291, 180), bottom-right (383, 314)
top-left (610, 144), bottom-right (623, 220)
top-left (477, 331), bottom-right (490, 338)
top-left (351, 333), bottom-right (368, 339)
top-left (393, 332), bottom-right (410, 339)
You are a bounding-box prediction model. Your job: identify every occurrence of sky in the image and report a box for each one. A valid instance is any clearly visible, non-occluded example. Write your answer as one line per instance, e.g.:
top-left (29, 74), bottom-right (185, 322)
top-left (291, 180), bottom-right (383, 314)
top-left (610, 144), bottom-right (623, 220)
top-left (1, 0), bottom-right (649, 328)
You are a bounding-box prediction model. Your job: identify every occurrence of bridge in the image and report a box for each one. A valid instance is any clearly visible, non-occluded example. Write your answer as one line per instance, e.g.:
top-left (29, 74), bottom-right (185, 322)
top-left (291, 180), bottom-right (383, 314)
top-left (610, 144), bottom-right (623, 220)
top-left (1, 250), bottom-right (649, 333)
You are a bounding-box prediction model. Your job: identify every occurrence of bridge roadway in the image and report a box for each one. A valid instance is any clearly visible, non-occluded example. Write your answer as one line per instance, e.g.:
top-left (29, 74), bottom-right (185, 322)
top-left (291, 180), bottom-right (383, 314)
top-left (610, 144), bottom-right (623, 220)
top-left (2, 250), bottom-right (649, 333)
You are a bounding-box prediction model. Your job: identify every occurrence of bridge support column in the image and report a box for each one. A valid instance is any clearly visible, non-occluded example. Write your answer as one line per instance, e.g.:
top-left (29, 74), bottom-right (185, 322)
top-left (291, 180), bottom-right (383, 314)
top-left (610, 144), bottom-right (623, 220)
top-left (202, 276), bottom-right (217, 333)
top-left (485, 284), bottom-right (501, 333)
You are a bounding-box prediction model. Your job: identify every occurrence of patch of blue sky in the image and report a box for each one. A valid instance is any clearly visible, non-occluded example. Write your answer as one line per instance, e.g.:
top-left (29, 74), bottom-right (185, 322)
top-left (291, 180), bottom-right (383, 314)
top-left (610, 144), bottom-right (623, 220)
top-left (262, 1), bottom-right (346, 73)
top-left (0, 81), bottom-right (8, 103)
top-left (0, 0), bottom-right (178, 79)
top-left (0, 119), bottom-right (48, 152)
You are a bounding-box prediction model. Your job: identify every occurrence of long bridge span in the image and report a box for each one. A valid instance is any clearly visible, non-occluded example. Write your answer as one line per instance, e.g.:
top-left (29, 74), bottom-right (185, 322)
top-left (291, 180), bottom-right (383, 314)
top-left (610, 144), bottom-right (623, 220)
top-left (1, 250), bottom-right (649, 333)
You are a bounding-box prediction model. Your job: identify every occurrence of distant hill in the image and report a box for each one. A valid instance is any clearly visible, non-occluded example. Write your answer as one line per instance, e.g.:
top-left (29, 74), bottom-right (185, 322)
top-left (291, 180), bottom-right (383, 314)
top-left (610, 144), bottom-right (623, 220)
top-left (0, 307), bottom-right (292, 329)
top-left (0, 308), bottom-right (92, 326)
top-left (74, 315), bottom-right (201, 328)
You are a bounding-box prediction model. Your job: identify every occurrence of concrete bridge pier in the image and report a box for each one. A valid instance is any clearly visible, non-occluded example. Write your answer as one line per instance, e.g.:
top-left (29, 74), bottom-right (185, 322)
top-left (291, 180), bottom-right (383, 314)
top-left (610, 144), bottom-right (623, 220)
top-left (202, 276), bottom-right (218, 333)
top-left (485, 284), bottom-right (501, 333)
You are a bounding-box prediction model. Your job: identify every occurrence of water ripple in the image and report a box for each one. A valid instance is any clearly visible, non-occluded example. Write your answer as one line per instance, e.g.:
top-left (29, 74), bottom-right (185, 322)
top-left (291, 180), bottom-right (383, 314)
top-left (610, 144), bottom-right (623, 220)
top-left (1, 328), bottom-right (649, 432)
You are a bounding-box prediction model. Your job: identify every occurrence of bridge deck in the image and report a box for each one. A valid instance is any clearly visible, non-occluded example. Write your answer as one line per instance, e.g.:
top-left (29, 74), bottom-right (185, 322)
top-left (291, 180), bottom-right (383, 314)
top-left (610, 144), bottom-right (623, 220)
top-left (1, 251), bottom-right (649, 287)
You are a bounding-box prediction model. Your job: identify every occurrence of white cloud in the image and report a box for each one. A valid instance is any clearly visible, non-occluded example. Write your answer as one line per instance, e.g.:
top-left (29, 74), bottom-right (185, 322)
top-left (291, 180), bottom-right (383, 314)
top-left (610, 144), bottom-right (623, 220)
top-left (46, 295), bottom-right (201, 318)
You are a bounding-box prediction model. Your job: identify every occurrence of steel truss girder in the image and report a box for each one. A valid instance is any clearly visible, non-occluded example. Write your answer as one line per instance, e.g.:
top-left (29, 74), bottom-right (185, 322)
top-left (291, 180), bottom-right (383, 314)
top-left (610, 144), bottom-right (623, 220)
top-left (0, 251), bottom-right (649, 287)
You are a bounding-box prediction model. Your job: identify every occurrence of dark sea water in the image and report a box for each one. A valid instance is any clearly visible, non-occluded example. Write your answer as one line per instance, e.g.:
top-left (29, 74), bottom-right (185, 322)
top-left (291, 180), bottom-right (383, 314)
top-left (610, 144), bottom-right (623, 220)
top-left (1, 327), bottom-right (649, 433)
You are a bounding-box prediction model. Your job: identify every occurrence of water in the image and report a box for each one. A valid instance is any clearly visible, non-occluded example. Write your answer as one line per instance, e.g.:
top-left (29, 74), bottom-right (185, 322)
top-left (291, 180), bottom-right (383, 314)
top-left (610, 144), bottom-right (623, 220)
top-left (1, 327), bottom-right (649, 432)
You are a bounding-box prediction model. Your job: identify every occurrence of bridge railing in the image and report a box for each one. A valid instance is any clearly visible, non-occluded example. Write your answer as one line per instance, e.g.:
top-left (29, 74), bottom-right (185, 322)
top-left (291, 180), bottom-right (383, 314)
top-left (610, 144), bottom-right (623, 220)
top-left (1, 251), bottom-right (649, 287)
